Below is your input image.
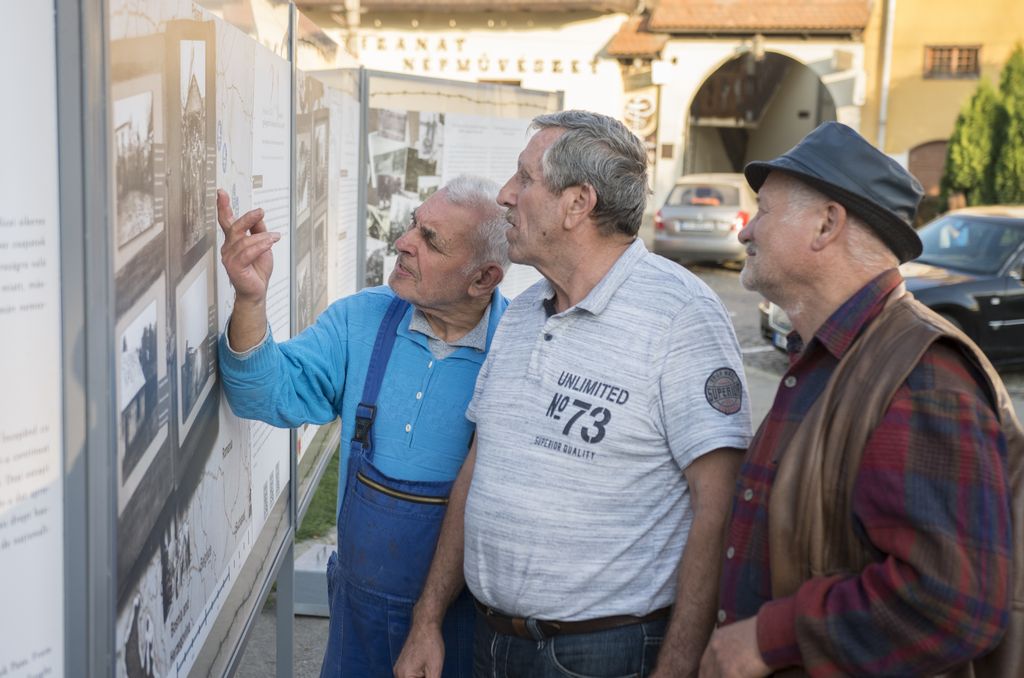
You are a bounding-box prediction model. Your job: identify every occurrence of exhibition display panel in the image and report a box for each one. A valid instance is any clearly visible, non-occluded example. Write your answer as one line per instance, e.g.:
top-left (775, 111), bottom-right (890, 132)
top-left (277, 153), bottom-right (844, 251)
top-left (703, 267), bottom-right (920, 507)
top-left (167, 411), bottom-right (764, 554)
top-left (6, 1), bottom-right (561, 675)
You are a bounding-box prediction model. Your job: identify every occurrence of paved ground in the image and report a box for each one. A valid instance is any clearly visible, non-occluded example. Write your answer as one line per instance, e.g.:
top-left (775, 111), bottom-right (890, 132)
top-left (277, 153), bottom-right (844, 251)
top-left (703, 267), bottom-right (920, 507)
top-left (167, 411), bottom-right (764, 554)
top-left (234, 253), bottom-right (1024, 677)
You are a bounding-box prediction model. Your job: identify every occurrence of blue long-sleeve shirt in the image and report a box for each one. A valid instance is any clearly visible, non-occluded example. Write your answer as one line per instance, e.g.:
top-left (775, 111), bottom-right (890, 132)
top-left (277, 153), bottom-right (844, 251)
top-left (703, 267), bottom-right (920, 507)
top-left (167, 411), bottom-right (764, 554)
top-left (219, 285), bottom-right (508, 509)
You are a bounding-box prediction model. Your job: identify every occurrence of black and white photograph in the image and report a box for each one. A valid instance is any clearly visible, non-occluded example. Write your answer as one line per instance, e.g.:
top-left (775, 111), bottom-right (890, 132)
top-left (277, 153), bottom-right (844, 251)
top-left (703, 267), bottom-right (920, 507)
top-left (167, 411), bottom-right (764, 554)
top-left (120, 300), bottom-right (160, 480)
top-left (175, 256), bottom-right (217, 442)
top-left (179, 40), bottom-right (208, 254)
top-left (313, 113), bottom-right (329, 203)
top-left (123, 595), bottom-right (157, 678)
top-left (388, 192), bottom-right (418, 239)
top-left (296, 252), bottom-right (313, 332)
top-left (416, 111), bottom-right (443, 163)
top-left (369, 141), bottom-right (408, 210)
top-left (159, 514), bottom-right (191, 620)
top-left (110, 33), bottom-right (166, 275)
top-left (116, 276), bottom-right (169, 515)
top-left (119, 301), bottom-right (159, 481)
top-left (296, 127), bottom-right (312, 220)
top-left (313, 214), bottom-right (329, 305)
top-left (115, 91), bottom-right (156, 249)
top-left (417, 175), bottom-right (441, 201)
top-left (375, 108), bottom-right (408, 142)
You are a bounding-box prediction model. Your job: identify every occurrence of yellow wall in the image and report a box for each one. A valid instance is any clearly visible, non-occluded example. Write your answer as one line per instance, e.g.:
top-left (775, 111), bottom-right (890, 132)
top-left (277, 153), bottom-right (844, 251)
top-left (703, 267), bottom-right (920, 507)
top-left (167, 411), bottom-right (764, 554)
top-left (862, 0), bottom-right (1024, 155)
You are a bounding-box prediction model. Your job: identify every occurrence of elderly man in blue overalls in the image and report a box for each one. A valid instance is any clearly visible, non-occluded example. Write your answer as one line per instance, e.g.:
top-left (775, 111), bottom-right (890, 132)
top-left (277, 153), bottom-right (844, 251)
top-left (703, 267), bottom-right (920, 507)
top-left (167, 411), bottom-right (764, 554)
top-left (216, 175), bottom-right (510, 677)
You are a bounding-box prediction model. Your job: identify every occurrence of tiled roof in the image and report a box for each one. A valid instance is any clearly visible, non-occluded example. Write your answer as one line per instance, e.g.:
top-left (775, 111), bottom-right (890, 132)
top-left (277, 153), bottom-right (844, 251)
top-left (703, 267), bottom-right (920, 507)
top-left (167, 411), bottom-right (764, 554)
top-left (313, 0), bottom-right (637, 11)
top-left (607, 16), bottom-right (669, 57)
top-left (648, 0), bottom-right (870, 33)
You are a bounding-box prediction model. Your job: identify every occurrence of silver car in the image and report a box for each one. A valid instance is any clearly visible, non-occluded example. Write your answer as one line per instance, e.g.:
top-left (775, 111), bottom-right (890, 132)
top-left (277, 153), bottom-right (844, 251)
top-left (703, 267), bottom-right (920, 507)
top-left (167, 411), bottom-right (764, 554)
top-left (653, 173), bottom-right (756, 265)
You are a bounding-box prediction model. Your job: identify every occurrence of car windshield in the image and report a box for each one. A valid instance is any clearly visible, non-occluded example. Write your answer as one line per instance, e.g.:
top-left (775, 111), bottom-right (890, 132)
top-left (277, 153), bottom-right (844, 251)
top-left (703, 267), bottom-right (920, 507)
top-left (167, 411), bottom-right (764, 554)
top-left (665, 183), bottom-right (740, 207)
top-left (916, 215), bottom-right (1024, 275)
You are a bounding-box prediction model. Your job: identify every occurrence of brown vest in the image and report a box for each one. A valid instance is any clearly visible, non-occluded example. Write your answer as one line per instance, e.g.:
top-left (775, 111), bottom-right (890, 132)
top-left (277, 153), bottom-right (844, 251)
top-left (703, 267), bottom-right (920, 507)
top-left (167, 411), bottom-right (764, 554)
top-left (767, 292), bottom-right (1024, 677)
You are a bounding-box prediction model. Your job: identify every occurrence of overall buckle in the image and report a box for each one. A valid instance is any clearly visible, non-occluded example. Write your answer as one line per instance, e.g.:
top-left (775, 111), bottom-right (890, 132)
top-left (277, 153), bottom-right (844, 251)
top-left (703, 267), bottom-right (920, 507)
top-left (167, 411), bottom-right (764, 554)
top-left (353, 403), bottom-right (377, 444)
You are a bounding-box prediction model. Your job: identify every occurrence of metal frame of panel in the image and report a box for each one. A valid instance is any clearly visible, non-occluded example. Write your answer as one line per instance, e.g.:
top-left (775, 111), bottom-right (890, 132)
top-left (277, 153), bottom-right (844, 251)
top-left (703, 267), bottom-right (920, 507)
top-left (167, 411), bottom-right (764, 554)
top-left (56, 0), bottom-right (91, 673)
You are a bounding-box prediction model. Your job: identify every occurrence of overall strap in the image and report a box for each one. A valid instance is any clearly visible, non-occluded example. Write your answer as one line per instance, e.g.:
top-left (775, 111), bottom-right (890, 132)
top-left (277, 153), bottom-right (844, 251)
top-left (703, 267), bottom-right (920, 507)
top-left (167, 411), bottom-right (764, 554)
top-left (352, 295), bottom-right (410, 457)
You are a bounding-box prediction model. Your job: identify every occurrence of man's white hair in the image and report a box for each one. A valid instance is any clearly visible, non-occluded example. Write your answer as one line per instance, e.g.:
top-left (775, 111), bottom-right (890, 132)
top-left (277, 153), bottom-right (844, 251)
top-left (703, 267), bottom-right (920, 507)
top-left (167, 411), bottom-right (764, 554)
top-left (441, 175), bottom-right (511, 273)
top-left (777, 173), bottom-right (899, 271)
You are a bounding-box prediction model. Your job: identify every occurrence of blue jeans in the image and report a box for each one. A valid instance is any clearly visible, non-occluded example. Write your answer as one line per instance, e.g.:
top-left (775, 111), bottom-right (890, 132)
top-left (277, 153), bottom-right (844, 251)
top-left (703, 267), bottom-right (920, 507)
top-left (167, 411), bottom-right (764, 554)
top-left (472, 611), bottom-right (666, 678)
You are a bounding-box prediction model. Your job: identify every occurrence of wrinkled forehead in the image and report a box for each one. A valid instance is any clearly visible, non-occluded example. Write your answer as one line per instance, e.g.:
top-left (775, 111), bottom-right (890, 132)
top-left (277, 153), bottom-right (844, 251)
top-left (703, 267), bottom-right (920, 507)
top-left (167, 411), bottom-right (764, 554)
top-left (522, 126), bottom-right (566, 166)
top-left (418, 190), bottom-right (483, 237)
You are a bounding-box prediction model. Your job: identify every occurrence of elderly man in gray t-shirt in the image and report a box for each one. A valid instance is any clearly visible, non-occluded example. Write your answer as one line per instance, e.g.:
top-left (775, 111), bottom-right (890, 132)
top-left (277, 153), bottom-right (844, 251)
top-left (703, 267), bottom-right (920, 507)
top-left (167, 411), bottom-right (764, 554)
top-left (395, 111), bottom-right (752, 678)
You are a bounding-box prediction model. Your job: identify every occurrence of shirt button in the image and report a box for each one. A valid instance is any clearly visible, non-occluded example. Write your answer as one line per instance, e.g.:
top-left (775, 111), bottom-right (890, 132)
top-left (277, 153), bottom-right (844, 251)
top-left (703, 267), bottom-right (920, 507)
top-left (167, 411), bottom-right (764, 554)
top-left (404, 424), bottom-right (411, 433)
top-left (415, 391), bottom-right (423, 400)
top-left (544, 333), bottom-right (553, 341)
top-left (726, 546), bottom-right (735, 559)
top-left (743, 488), bottom-right (754, 501)
top-left (428, 361), bottom-right (434, 369)
top-left (717, 609), bottom-right (727, 624)
top-left (784, 375), bottom-right (797, 388)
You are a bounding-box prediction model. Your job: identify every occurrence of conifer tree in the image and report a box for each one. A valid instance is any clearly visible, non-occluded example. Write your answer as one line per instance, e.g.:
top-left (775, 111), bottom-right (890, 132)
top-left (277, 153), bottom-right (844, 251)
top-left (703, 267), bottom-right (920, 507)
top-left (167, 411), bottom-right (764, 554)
top-left (942, 80), bottom-right (1001, 205)
top-left (995, 45), bottom-right (1024, 203)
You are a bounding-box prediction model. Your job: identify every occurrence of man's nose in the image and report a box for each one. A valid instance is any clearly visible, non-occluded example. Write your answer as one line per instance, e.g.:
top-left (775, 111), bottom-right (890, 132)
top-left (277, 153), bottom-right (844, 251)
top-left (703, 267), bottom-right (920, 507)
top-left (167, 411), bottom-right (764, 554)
top-left (497, 179), bottom-right (515, 207)
top-left (737, 220), bottom-right (753, 244)
top-left (395, 229), bottom-right (414, 254)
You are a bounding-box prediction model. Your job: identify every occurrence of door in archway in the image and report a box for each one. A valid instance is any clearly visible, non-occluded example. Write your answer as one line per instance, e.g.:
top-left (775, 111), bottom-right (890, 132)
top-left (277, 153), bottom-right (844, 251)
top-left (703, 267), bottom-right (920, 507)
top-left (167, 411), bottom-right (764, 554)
top-left (684, 52), bottom-right (837, 175)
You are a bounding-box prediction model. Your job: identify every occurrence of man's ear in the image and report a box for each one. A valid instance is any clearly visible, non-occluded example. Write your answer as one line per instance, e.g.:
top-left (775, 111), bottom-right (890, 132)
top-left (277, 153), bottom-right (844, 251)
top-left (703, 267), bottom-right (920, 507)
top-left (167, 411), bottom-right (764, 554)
top-left (563, 183), bottom-right (598, 229)
top-left (810, 201), bottom-right (848, 252)
top-left (469, 262), bottom-right (504, 297)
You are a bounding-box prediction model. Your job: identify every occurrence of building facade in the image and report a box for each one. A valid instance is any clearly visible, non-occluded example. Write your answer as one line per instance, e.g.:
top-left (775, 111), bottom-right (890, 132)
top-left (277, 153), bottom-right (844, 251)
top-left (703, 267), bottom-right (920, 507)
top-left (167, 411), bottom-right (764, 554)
top-left (860, 0), bottom-right (1024, 197)
top-left (299, 0), bottom-right (1018, 210)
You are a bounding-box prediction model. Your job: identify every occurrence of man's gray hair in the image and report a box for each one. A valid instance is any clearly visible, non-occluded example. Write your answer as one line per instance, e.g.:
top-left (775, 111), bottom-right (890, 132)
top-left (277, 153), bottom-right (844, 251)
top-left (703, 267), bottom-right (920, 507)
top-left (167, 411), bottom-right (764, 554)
top-left (442, 175), bottom-right (511, 272)
top-left (530, 110), bottom-right (648, 237)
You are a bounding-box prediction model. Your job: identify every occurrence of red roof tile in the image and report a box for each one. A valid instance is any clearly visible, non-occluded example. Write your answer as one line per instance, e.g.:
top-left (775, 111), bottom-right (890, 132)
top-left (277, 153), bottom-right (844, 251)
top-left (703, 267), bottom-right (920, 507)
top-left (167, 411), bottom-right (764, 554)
top-left (649, 0), bottom-right (869, 33)
top-left (305, 0), bottom-right (637, 11)
top-left (607, 16), bottom-right (669, 57)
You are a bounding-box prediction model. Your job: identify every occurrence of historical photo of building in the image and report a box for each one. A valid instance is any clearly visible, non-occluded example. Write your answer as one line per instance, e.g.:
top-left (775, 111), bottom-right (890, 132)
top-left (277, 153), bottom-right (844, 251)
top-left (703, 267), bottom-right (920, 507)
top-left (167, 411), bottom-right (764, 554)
top-left (179, 40), bottom-right (208, 254)
top-left (115, 91), bottom-right (156, 248)
top-left (115, 276), bottom-right (169, 516)
top-left (110, 33), bottom-right (166, 275)
top-left (120, 300), bottom-right (160, 479)
top-left (175, 255), bottom-right (217, 442)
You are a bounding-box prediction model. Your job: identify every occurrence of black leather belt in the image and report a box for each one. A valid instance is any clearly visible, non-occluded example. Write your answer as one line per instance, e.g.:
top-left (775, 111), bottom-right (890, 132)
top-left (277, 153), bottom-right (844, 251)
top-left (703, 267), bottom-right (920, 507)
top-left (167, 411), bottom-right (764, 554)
top-left (474, 599), bottom-right (671, 640)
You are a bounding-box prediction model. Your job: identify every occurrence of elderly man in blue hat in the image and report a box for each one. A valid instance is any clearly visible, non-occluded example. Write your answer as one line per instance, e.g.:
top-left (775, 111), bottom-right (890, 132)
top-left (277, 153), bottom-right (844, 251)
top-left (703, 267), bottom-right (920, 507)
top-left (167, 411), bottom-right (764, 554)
top-left (700, 122), bottom-right (1023, 678)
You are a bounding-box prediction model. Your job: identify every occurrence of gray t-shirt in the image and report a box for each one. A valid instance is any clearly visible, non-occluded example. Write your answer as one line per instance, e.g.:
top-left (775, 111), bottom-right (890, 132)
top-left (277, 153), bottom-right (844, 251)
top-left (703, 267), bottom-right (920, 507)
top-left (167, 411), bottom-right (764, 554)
top-left (465, 239), bottom-right (752, 620)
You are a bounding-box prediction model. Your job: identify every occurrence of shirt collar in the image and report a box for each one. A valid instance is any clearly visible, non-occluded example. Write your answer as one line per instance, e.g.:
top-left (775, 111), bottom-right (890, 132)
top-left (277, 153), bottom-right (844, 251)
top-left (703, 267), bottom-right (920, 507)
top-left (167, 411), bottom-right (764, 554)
top-left (408, 303), bottom-right (490, 353)
top-left (539, 238), bottom-right (646, 316)
top-left (802, 268), bottom-right (904, 360)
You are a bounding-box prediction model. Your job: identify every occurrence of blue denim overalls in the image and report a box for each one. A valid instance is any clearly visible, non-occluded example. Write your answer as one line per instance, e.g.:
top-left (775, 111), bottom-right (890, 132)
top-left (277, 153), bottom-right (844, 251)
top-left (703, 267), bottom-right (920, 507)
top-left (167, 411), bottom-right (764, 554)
top-left (320, 296), bottom-right (474, 677)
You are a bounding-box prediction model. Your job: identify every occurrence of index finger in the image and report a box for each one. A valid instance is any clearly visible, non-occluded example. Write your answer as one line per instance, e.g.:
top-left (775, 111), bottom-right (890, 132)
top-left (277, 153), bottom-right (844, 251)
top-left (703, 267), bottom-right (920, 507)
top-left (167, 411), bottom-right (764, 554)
top-left (216, 189), bottom-right (235, 233)
top-left (218, 197), bottom-right (267, 240)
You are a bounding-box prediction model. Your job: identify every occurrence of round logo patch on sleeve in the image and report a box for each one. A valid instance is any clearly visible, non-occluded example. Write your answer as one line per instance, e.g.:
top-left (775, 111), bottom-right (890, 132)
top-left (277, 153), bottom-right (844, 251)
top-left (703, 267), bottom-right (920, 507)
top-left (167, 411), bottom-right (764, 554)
top-left (704, 367), bottom-right (743, 415)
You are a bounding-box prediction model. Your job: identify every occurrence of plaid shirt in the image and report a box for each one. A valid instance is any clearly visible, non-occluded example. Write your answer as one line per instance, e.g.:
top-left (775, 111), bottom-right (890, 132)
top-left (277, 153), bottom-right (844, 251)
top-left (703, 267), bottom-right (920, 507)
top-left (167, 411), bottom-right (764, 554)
top-left (718, 269), bottom-right (1011, 676)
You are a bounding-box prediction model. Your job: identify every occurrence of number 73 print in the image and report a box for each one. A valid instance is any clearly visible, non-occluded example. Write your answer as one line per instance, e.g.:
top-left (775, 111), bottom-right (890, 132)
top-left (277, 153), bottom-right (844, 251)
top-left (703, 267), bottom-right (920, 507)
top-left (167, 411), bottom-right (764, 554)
top-left (545, 392), bottom-right (610, 444)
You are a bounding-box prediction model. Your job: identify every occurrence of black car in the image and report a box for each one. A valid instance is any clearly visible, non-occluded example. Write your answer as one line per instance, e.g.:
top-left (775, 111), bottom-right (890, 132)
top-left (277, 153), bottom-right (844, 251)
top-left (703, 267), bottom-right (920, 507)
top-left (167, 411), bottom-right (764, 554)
top-left (761, 207), bottom-right (1024, 364)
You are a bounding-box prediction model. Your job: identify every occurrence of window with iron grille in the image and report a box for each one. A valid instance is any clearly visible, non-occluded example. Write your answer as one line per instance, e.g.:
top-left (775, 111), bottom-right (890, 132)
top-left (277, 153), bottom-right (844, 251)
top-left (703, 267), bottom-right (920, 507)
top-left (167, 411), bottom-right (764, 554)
top-left (924, 46), bottom-right (980, 79)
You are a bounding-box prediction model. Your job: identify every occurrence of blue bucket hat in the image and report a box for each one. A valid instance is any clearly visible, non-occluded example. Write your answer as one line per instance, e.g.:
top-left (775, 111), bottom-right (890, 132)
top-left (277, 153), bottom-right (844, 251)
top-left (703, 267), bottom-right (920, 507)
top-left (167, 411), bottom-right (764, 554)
top-left (744, 122), bottom-right (925, 263)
